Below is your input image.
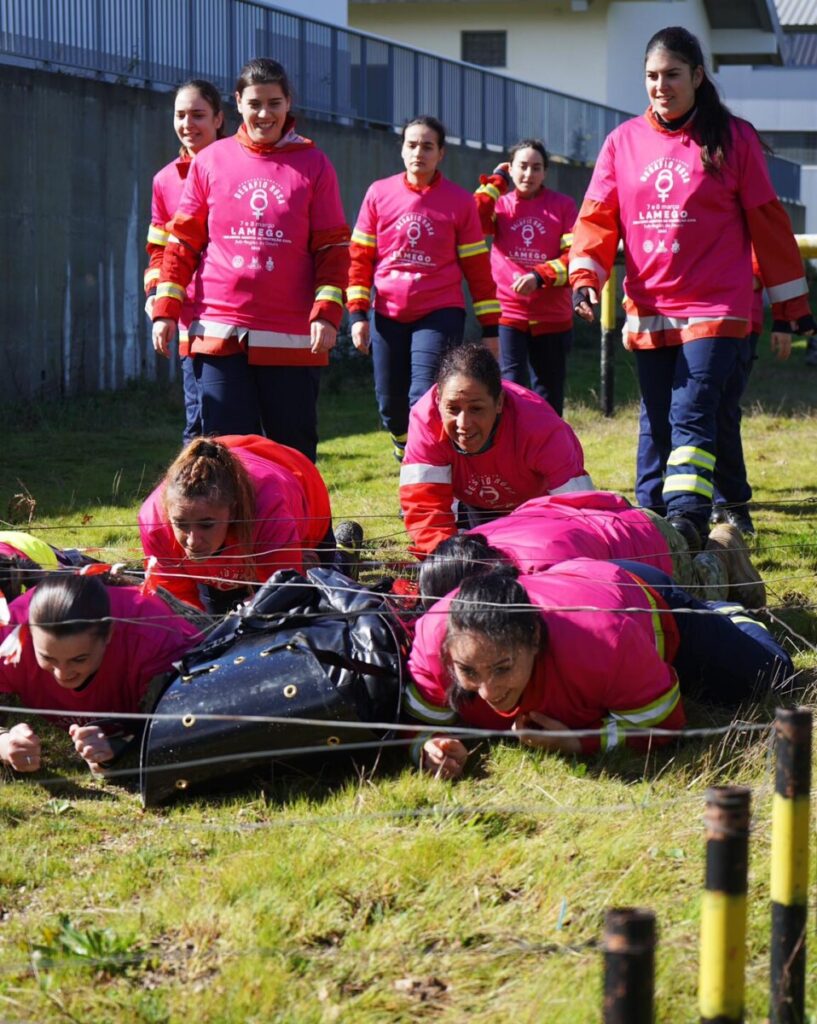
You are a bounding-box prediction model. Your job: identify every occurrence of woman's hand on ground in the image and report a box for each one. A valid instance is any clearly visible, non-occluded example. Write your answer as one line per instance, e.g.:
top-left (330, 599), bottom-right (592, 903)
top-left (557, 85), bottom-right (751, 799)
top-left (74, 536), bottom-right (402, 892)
top-left (421, 737), bottom-right (468, 779)
top-left (513, 711), bottom-right (582, 754)
top-left (0, 723), bottom-right (42, 772)
top-left (69, 724), bottom-right (114, 771)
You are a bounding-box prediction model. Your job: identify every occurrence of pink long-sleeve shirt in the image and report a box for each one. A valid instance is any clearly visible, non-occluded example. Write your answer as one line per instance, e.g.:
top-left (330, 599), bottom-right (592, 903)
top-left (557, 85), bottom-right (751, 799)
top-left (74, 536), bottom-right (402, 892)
top-left (399, 381), bottom-right (592, 555)
top-left (490, 188), bottom-right (577, 329)
top-left (0, 587), bottom-right (200, 730)
top-left (466, 491), bottom-right (673, 576)
top-left (406, 558), bottom-right (684, 755)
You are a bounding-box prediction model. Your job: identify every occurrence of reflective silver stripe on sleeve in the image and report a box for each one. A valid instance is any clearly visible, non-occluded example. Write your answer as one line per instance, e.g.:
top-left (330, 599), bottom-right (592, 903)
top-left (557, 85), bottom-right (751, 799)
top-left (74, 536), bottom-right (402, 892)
top-left (400, 463), bottom-right (453, 486)
top-left (766, 277), bottom-right (807, 303)
top-left (568, 256), bottom-right (608, 287)
top-left (549, 474), bottom-right (595, 495)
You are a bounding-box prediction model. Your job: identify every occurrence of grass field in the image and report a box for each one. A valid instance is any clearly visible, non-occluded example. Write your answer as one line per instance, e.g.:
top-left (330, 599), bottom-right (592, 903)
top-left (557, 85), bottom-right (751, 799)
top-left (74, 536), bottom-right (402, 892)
top-left (1, 328), bottom-right (816, 1023)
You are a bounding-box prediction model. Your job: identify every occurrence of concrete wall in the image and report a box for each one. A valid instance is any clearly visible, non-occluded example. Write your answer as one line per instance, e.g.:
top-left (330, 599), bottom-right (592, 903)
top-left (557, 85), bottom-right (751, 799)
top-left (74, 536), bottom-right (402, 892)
top-left (0, 64), bottom-right (593, 401)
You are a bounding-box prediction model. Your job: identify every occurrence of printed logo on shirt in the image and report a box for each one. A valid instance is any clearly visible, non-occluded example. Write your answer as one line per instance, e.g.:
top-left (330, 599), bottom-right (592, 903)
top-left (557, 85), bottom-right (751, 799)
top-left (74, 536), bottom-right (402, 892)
top-left (225, 177), bottom-right (292, 254)
top-left (507, 217), bottom-right (549, 265)
top-left (462, 473), bottom-right (515, 507)
top-left (389, 212), bottom-right (437, 268)
top-left (632, 157), bottom-right (696, 235)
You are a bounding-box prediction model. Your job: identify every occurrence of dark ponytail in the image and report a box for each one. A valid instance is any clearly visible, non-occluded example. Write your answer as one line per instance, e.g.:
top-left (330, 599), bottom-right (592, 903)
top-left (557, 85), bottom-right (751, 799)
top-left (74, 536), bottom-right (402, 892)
top-left (645, 26), bottom-right (733, 172)
top-left (29, 575), bottom-right (112, 640)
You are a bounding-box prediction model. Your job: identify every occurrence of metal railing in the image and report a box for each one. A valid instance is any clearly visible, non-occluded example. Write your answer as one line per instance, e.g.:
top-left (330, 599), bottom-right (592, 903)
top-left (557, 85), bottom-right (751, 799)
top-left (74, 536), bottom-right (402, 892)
top-left (1, 0), bottom-right (631, 164)
top-left (0, 0), bottom-right (802, 194)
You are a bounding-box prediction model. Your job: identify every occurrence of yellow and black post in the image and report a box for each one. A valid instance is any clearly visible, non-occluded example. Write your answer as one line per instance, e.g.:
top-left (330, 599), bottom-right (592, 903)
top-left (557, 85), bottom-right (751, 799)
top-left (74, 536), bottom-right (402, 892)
top-left (699, 785), bottom-right (751, 1024)
top-left (602, 907), bottom-right (656, 1023)
top-left (599, 267), bottom-right (618, 417)
top-left (770, 707), bottom-right (812, 1024)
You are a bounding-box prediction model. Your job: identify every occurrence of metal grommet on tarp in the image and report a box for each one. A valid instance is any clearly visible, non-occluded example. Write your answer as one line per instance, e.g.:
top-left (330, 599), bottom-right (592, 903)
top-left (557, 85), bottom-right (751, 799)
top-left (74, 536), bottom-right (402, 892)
top-left (327, 736), bottom-right (341, 746)
top-left (283, 684), bottom-right (297, 699)
top-left (175, 779), bottom-right (189, 790)
top-left (182, 714), bottom-right (196, 728)
top-left (233, 656), bottom-right (246, 665)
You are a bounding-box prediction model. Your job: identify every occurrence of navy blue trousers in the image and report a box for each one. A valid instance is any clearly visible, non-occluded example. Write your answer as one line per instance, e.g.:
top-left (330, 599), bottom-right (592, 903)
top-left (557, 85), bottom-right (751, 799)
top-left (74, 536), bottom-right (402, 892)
top-left (499, 326), bottom-right (572, 417)
top-left (613, 560), bottom-right (793, 707)
top-left (370, 307), bottom-right (465, 437)
top-left (636, 335), bottom-right (757, 514)
top-left (193, 354), bottom-right (321, 463)
top-left (634, 337), bottom-right (744, 529)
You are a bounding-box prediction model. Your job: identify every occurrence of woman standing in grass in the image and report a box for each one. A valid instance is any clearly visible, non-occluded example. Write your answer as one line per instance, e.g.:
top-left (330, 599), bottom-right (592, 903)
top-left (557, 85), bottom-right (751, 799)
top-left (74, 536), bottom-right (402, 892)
top-left (0, 574), bottom-right (200, 773)
top-left (144, 79), bottom-right (225, 444)
top-left (347, 116), bottom-right (500, 463)
top-left (399, 343), bottom-right (593, 556)
top-left (139, 434), bottom-right (349, 614)
top-left (407, 561), bottom-right (792, 778)
top-left (151, 58), bottom-right (350, 462)
top-left (570, 26), bottom-right (814, 550)
top-left (474, 139), bottom-right (577, 415)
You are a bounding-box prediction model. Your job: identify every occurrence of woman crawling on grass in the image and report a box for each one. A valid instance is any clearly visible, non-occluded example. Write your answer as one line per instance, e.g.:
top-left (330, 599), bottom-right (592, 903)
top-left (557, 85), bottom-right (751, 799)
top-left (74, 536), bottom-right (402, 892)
top-left (416, 490), bottom-right (766, 610)
top-left (0, 574), bottom-right (201, 774)
top-left (140, 434), bottom-right (362, 615)
top-left (406, 561), bottom-right (793, 779)
top-left (399, 343), bottom-right (593, 557)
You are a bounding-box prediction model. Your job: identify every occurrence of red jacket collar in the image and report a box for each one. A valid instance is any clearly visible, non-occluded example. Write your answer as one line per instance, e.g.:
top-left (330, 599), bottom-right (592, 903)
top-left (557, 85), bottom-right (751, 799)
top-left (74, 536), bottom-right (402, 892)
top-left (403, 170), bottom-right (442, 194)
top-left (236, 118), bottom-right (314, 155)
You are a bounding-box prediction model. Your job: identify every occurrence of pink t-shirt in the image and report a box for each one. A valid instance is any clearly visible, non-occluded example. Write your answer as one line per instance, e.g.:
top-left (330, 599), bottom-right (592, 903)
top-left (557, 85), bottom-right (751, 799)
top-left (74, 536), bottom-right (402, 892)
top-left (491, 189), bottom-right (577, 327)
top-left (353, 173), bottom-right (487, 321)
top-left (0, 587), bottom-right (201, 730)
top-left (585, 114), bottom-right (774, 318)
top-left (176, 136), bottom-right (346, 333)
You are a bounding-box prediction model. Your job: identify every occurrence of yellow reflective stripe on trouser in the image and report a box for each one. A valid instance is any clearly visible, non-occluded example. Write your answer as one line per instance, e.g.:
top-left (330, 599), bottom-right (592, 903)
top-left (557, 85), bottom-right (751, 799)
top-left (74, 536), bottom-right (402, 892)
top-left (663, 474), bottom-right (714, 499)
top-left (473, 299), bottom-right (501, 317)
top-left (156, 282), bottom-right (186, 303)
top-left (346, 285), bottom-right (371, 303)
top-left (457, 240), bottom-right (488, 258)
top-left (667, 445), bottom-right (716, 471)
top-left (315, 285), bottom-right (343, 306)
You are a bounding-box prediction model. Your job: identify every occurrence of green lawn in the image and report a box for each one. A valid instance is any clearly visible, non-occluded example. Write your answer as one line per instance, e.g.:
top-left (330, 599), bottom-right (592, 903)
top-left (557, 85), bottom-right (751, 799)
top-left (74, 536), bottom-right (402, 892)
top-left (1, 329), bottom-right (816, 1023)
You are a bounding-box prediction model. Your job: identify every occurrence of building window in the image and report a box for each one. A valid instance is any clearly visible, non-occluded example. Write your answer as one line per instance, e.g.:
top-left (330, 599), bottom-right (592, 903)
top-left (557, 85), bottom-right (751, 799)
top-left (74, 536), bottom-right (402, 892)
top-left (461, 30), bottom-right (507, 68)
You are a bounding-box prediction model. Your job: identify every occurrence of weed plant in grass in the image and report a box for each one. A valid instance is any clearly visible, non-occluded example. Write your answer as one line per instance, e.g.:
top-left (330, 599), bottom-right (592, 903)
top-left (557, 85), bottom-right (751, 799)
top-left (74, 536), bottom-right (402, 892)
top-left (1, 328), bottom-right (816, 1022)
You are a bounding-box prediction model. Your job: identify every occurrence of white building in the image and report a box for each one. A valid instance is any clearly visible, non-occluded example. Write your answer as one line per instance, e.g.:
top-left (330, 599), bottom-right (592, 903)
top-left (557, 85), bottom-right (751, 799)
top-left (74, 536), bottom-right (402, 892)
top-left (348, 0), bottom-right (783, 115)
top-left (259, 0), bottom-right (349, 25)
